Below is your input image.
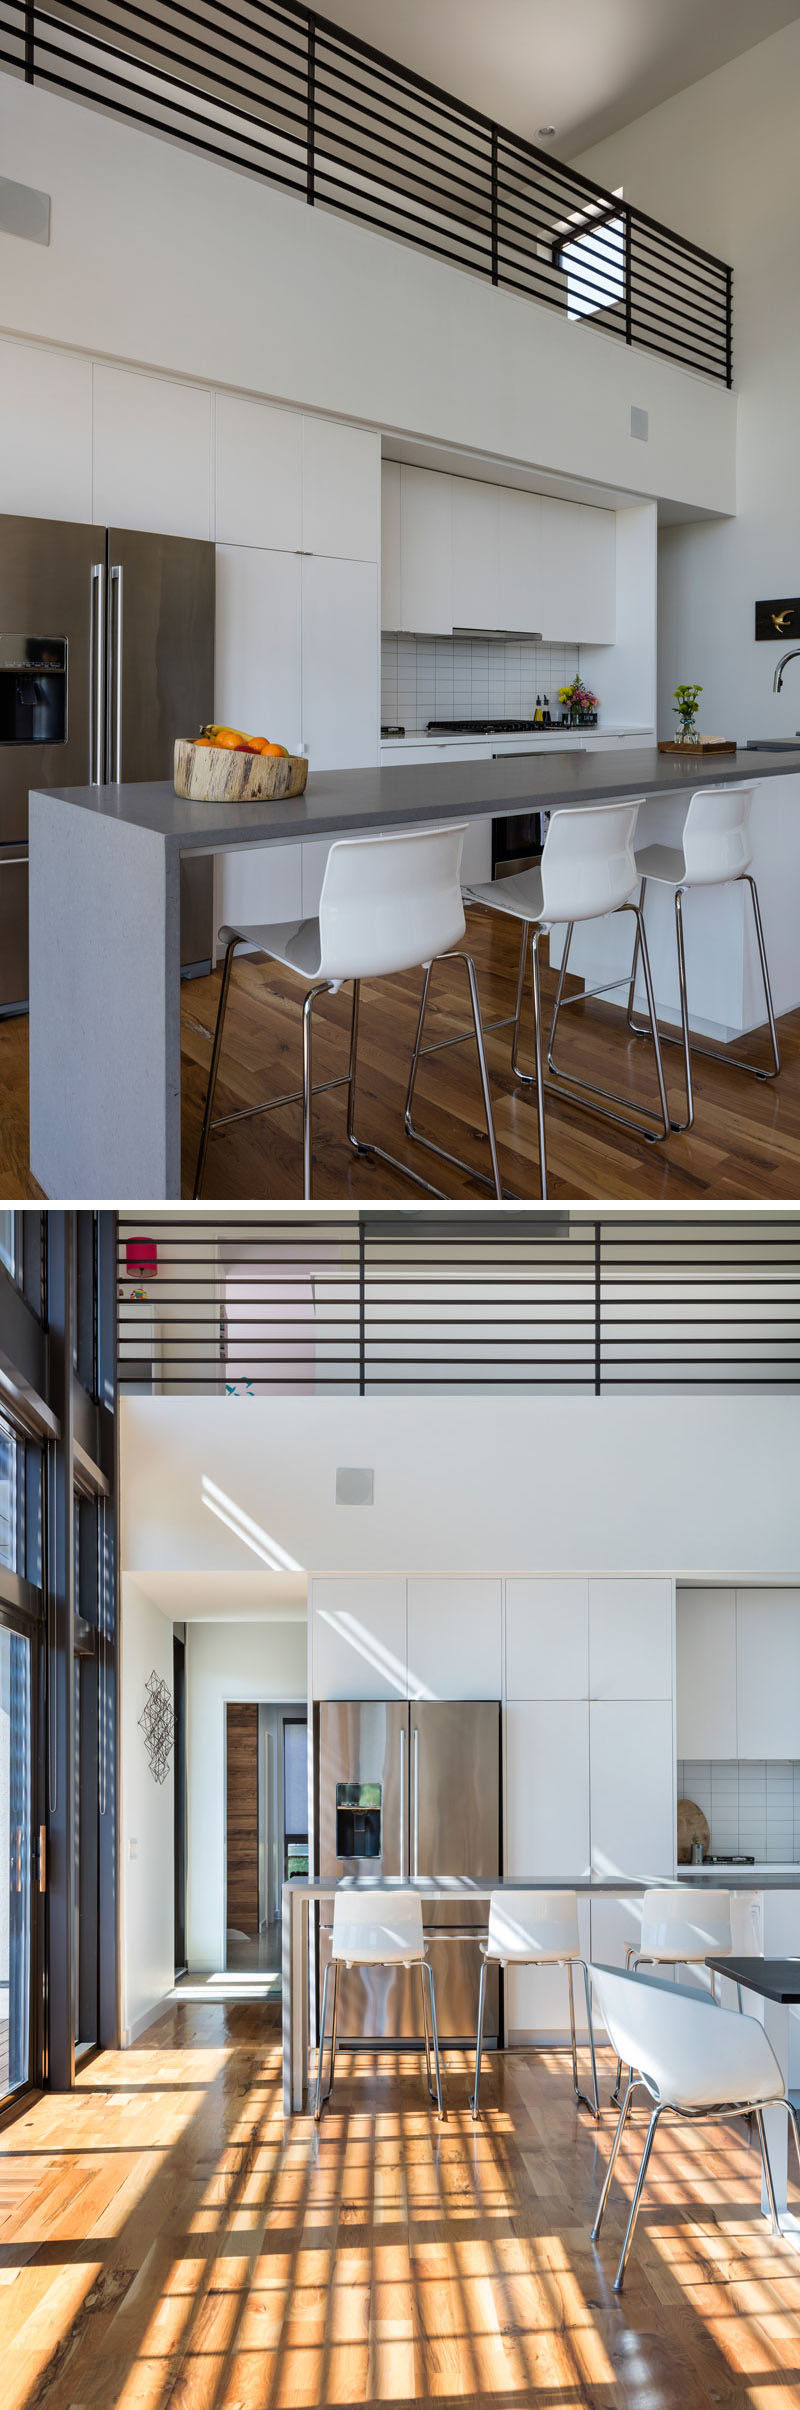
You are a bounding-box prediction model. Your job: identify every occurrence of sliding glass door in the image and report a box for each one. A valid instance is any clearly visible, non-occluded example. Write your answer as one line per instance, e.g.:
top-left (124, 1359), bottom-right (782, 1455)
top-left (0, 1619), bottom-right (33, 2102)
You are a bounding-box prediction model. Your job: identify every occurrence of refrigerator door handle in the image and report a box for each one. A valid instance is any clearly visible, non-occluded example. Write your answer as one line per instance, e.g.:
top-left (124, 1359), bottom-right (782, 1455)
top-left (399, 1724), bottom-right (406, 1879)
top-left (412, 1725), bottom-right (419, 1877)
top-left (89, 560), bottom-right (105, 782)
top-left (110, 562), bottom-right (123, 780)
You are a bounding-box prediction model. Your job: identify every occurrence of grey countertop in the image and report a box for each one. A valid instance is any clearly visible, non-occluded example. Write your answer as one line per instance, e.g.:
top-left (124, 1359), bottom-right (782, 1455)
top-left (285, 1870), bottom-right (800, 1898)
top-left (31, 745), bottom-right (800, 854)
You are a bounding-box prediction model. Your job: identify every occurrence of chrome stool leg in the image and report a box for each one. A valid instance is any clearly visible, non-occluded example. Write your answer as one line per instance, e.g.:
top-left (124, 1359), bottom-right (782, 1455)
top-left (315, 1958), bottom-right (334, 2122)
top-left (193, 933), bottom-right (240, 1198)
top-left (510, 921), bottom-right (534, 1079)
top-left (419, 1960), bottom-right (434, 2102)
top-left (404, 952), bottom-right (503, 1198)
top-left (424, 1960), bottom-right (444, 2115)
top-left (470, 1958), bottom-right (488, 2119)
top-left (545, 901), bottom-right (670, 1143)
top-left (613, 2105), bottom-right (662, 2292)
top-left (300, 981), bottom-right (339, 1199)
top-left (628, 872), bottom-right (781, 1112)
top-left (579, 1960), bottom-right (600, 2119)
top-left (591, 2076), bottom-right (638, 2241)
top-left (567, 1959), bottom-right (599, 2119)
top-left (756, 2107), bottom-right (781, 2235)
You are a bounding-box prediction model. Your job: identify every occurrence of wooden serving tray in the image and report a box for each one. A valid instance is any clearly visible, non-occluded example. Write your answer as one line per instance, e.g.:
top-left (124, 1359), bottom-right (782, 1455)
top-left (677, 1796), bottom-right (711, 1864)
top-left (174, 738), bottom-right (309, 803)
top-left (658, 738), bottom-right (737, 755)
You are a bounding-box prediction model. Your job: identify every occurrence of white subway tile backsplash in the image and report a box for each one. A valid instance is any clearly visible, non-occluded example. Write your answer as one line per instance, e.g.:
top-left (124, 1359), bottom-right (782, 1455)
top-left (380, 632), bottom-right (580, 731)
top-left (677, 1757), bottom-right (800, 1862)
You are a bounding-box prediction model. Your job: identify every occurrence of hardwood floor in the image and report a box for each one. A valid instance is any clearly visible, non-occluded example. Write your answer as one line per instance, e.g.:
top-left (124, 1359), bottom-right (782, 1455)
top-left (5, 906), bottom-right (800, 1199)
top-left (1, 2003), bottom-right (800, 2406)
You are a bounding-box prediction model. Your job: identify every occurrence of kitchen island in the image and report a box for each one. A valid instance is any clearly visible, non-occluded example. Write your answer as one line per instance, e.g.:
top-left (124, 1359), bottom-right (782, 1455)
top-left (281, 1867), bottom-right (800, 2115)
top-left (28, 746), bottom-right (800, 1198)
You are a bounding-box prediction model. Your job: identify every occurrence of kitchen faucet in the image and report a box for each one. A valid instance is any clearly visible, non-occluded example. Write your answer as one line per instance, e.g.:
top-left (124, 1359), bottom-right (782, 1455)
top-left (773, 647), bottom-right (800, 691)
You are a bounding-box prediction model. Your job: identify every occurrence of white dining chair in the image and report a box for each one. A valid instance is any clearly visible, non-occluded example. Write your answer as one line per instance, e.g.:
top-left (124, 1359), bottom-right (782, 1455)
top-left (471, 1890), bottom-right (599, 2120)
top-left (590, 1963), bottom-right (798, 2291)
top-left (611, 1885), bottom-right (742, 2104)
top-left (315, 1888), bottom-right (443, 2120)
top-left (194, 822), bottom-right (501, 1201)
top-left (626, 784), bottom-right (780, 1128)
top-left (462, 800), bottom-right (669, 1197)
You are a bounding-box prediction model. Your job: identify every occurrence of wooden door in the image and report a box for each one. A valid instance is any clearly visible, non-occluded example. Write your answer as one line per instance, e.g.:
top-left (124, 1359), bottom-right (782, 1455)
top-left (226, 1704), bottom-right (259, 1938)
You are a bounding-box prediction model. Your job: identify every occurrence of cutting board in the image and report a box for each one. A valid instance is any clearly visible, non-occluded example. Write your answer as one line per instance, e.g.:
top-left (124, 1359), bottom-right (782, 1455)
top-left (174, 738), bottom-right (309, 803)
top-left (657, 739), bottom-right (737, 755)
top-left (677, 1796), bottom-right (711, 1864)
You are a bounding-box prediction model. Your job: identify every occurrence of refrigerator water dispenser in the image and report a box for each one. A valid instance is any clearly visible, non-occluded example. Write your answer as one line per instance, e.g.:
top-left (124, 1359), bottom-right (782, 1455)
top-left (335, 1782), bottom-right (382, 1858)
top-left (0, 636), bottom-right (67, 744)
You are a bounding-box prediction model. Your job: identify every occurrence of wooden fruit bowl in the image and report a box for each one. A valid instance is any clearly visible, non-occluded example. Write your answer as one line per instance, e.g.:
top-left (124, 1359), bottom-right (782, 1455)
top-left (174, 738), bottom-right (309, 803)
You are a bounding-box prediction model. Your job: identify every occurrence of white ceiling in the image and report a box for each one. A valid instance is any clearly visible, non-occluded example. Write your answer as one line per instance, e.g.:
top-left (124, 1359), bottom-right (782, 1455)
top-left (322, 0), bottom-right (800, 157)
top-left (129, 1569), bottom-right (308, 1622)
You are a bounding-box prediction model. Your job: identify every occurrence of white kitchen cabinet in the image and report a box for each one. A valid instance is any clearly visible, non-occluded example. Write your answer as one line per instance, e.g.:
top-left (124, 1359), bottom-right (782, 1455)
top-left (311, 1577), bottom-right (407, 1701)
top-left (503, 1700), bottom-right (591, 2036)
top-left (590, 1699), bottom-right (675, 1877)
top-left (574, 505), bottom-right (616, 642)
top-left (302, 416), bottom-right (380, 562)
top-left (505, 1702), bottom-right (591, 1875)
top-left (589, 1579), bottom-right (672, 1701)
top-left (407, 1579), bottom-right (502, 1701)
top-left (538, 495), bottom-right (615, 643)
top-left (676, 1587), bottom-right (737, 1759)
top-left (505, 1578), bottom-right (589, 1700)
top-left (736, 1588), bottom-right (800, 1758)
top-left (92, 363), bottom-right (213, 538)
top-left (216, 392), bottom-right (301, 551)
top-left (213, 545), bottom-right (303, 935)
top-left (381, 459), bottom-right (402, 630)
top-left (0, 337), bottom-right (93, 522)
top-left (451, 477), bottom-right (500, 629)
top-left (301, 555), bottom-right (379, 771)
top-left (400, 465), bottom-right (453, 633)
top-left (497, 488), bottom-right (542, 631)
top-left (459, 818), bottom-right (493, 881)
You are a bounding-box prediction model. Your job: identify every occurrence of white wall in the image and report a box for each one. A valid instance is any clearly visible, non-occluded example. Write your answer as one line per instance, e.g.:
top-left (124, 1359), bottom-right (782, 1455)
top-left (185, 1619), bottom-right (307, 1971)
top-left (120, 1576), bottom-right (174, 2045)
top-left (120, 1394), bottom-right (800, 1578)
top-left (0, 74), bottom-right (734, 514)
top-left (575, 16), bottom-right (800, 742)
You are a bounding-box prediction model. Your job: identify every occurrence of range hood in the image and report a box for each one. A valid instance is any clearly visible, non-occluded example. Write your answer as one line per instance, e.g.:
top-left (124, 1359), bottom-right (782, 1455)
top-left (451, 625), bottom-right (544, 641)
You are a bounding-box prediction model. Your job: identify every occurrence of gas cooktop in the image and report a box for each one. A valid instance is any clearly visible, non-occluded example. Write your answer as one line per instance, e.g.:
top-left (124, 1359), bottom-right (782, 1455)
top-left (427, 717), bottom-right (559, 736)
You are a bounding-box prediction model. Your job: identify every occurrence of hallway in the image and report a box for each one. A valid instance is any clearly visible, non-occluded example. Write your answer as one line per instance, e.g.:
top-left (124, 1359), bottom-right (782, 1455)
top-left (1, 1998), bottom-right (800, 2407)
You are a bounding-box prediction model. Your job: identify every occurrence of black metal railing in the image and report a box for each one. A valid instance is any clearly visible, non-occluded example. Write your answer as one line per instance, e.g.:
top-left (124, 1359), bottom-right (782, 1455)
top-left (116, 1214), bottom-right (800, 1395)
top-left (1, 0), bottom-right (733, 385)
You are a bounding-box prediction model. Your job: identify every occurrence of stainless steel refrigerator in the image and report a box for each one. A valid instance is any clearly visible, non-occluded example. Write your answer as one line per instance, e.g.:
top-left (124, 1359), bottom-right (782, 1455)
top-left (0, 512), bottom-right (215, 1012)
top-left (316, 1698), bottom-right (501, 2046)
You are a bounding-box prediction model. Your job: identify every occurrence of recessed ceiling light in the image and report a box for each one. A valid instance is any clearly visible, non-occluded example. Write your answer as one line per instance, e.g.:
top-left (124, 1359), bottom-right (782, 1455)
top-left (538, 125), bottom-right (557, 139)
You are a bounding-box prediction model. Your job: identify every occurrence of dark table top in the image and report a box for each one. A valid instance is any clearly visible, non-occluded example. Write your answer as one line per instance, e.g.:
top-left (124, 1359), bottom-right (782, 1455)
top-left (30, 745), bottom-right (799, 856)
top-left (707, 1955), bottom-right (800, 2002)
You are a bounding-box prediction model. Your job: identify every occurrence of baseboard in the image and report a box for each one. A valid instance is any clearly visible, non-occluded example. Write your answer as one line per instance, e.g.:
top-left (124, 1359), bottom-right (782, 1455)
top-left (122, 1993), bottom-right (172, 2046)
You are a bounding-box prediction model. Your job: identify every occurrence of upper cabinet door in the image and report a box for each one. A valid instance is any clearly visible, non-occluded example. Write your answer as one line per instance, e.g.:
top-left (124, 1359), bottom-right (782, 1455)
top-left (312, 1578), bottom-right (408, 1701)
top-left (736, 1588), bottom-right (800, 1758)
top-left (400, 465), bottom-right (453, 633)
top-left (92, 364), bottom-right (213, 538)
top-left (497, 488), bottom-right (543, 631)
top-left (0, 337), bottom-right (93, 523)
top-left (216, 393), bottom-right (301, 551)
top-left (301, 416), bottom-right (380, 561)
top-left (407, 1579), bottom-right (502, 1701)
top-left (301, 555), bottom-right (379, 769)
top-left (538, 496), bottom-right (615, 642)
top-left (451, 476), bottom-right (500, 628)
top-left (381, 459), bottom-right (402, 631)
top-left (576, 505), bottom-right (616, 642)
top-left (505, 1578), bottom-right (589, 1699)
top-left (676, 1587), bottom-right (737, 1759)
top-left (589, 1579), bottom-right (672, 1701)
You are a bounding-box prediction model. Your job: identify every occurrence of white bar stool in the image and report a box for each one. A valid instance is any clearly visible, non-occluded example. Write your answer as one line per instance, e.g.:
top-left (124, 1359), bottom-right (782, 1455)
top-left (471, 1889), bottom-right (599, 2120)
top-left (611, 1885), bottom-right (742, 2105)
top-left (194, 822), bottom-right (501, 1201)
top-left (591, 1963), bottom-right (797, 2292)
top-left (464, 800), bottom-right (669, 1197)
top-left (627, 783), bottom-right (780, 1128)
top-left (315, 1888), bottom-right (443, 2121)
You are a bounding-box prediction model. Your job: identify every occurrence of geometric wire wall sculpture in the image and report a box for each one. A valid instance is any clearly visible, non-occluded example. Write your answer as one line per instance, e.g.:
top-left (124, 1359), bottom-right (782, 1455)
top-left (138, 1670), bottom-right (175, 1785)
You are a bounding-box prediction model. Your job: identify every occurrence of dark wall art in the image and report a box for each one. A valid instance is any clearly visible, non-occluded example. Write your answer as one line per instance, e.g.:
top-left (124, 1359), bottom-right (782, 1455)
top-left (755, 597), bottom-right (800, 641)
